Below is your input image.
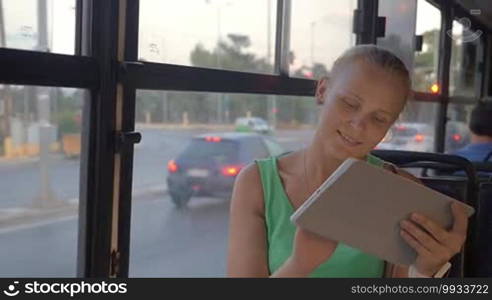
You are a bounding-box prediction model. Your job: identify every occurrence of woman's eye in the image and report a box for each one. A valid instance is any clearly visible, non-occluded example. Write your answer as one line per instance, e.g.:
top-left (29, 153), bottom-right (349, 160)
top-left (342, 98), bottom-right (357, 108)
top-left (374, 116), bottom-right (388, 124)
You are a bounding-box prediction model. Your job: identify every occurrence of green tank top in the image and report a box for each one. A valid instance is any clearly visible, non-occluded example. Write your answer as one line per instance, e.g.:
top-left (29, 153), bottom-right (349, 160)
top-left (255, 153), bottom-right (386, 278)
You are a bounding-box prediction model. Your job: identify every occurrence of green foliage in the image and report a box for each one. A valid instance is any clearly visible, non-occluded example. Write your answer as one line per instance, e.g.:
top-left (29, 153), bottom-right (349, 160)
top-left (413, 29), bottom-right (439, 91)
top-left (190, 34), bottom-right (271, 73)
top-left (56, 110), bottom-right (81, 135)
top-left (136, 34), bottom-right (326, 127)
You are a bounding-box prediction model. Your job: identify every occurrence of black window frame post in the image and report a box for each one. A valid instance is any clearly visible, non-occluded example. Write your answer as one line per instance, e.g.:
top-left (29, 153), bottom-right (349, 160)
top-left (76, 0), bottom-right (121, 277)
top-left (114, 0), bottom-right (140, 278)
top-left (434, 1), bottom-right (453, 154)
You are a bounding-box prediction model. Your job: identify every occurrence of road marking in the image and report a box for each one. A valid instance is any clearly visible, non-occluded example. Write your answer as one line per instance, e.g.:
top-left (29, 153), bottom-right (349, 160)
top-left (0, 185), bottom-right (168, 234)
top-left (0, 215), bottom-right (77, 235)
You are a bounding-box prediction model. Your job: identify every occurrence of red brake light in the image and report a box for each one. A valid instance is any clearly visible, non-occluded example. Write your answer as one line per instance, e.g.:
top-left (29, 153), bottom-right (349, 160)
top-left (221, 165), bottom-right (242, 177)
top-left (205, 136), bottom-right (222, 142)
top-left (414, 134), bottom-right (425, 143)
top-left (167, 160), bottom-right (178, 172)
top-left (395, 125), bottom-right (407, 131)
top-left (453, 134), bottom-right (462, 142)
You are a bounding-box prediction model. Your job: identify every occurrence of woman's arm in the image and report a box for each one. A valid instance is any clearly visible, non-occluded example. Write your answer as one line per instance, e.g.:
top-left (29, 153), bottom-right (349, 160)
top-left (227, 162), bottom-right (338, 277)
top-left (227, 163), bottom-right (270, 277)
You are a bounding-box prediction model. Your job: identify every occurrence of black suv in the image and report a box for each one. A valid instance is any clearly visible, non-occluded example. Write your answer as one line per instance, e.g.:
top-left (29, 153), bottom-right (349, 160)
top-left (167, 132), bottom-right (285, 208)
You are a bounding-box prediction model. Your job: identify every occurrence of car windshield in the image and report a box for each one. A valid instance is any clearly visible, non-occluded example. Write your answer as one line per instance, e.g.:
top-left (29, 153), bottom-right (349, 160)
top-left (180, 138), bottom-right (239, 163)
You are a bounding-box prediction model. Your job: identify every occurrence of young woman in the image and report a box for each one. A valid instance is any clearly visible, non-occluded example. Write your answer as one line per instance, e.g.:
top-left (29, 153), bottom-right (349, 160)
top-left (227, 45), bottom-right (468, 278)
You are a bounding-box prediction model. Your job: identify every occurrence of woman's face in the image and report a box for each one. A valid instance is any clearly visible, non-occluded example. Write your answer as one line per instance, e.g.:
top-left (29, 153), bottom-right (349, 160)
top-left (316, 60), bottom-right (408, 161)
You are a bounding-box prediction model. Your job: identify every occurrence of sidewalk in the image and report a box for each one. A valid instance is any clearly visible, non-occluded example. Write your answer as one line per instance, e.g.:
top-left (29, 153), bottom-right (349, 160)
top-left (0, 156), bottom-right (40, 165)
top-left (0, 152), bottom-right (66, 166)
top-left (0, 203), bottom-right (79, 233)
top-left (0, 183), bottom-right (167, 232)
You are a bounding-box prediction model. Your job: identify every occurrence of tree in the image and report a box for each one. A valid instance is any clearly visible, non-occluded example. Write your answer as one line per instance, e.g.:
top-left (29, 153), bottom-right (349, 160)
top-left (188, 34), bottom-right (273, 124)
top-left (413, 29), bottom-right (439, 92)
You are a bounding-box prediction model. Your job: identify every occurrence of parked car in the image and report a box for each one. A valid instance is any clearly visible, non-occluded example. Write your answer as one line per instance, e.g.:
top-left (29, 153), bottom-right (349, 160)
top-left (234, 117), bottom-right (272, 134)
top-left (376, 122), bottom-right (434, 152)
top-left (166, 132), bottom-right (285, 208)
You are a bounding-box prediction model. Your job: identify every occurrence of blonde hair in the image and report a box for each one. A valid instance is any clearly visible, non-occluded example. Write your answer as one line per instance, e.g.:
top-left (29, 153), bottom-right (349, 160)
top-left (331, 45), bottom-right (412, 100)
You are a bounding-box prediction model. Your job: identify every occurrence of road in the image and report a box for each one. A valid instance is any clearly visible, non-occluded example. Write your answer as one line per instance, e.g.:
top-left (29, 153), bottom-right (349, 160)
top-left (0, 128), bottom-right (313, 277)
top-left (0, 193), bottom-right (230, 277)
top-left (0, 128), bottom-right (312, 209)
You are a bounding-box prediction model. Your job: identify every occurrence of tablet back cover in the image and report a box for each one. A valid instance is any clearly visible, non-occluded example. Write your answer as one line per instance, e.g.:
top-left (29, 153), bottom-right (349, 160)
top-left (290, 158), bottom-right (475, 265)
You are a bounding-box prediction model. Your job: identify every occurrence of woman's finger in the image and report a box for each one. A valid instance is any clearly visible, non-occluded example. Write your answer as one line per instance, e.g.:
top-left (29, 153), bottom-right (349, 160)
top-left (451, 202), bottom-right (468, 236)
top-left (410, 213), bottom-right (449, 245)
top-left (400, 229), bottom-right (432, 257)
top-left (400, 220), bottom-right (442, 253)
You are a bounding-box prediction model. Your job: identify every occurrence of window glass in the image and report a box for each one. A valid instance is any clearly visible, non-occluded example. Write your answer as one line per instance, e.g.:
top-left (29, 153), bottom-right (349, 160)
top-left (376, 99), bottom-right (438, 153)
top-left (445, 103), bottom-right (474, 154)
top-left (0, 85), bottom-right (85, 276)
top-left (243, 137), bottom-right (269, 159)
top-left (377, 0), bottom-right (418, 71)
top-left (264, 138), bottom-right (286, 157)
top-left (413, 0), bottom-right (441, 92)
top-left (180, 138), bottom-right (238, 162)
top-left (290, 0), bottom-right (357, 79)
top-left (449, 20), bottom-right (480, 97)
top-left (139, 0), bottom-right (276, 74)
top-left (0, 0), bottom-right (76, 54)
top-left (130, 90), bottom-right (316, 276)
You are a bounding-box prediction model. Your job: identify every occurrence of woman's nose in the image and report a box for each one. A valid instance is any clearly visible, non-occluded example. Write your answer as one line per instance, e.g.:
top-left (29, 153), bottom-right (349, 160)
top-left (349, 115), bottom-right (367, 131)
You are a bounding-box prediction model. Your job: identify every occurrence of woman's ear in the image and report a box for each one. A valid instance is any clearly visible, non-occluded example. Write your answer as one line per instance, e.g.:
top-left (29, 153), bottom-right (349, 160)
top-left (315, 76), bottom-right (329, 105)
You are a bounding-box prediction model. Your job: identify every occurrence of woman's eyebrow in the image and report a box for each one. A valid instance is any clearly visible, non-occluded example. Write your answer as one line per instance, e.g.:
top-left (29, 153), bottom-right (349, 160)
top-left (340, 90), bottom-right (363, 102)
top-left (342, 90), bottom-right (395, 117)
top-left (376, 109), bottom-right (392, 116)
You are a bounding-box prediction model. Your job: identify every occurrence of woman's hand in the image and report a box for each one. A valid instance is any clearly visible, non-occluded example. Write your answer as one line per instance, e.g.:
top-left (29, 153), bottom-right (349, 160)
top-left (288, 227), bottom-right (339, 275)
top-left (399, 202), bottom-right (469, 276)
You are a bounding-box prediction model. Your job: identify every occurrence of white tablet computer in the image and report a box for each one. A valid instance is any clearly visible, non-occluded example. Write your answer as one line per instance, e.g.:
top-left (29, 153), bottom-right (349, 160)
top-left (290, 158), bottom-right (475, 266)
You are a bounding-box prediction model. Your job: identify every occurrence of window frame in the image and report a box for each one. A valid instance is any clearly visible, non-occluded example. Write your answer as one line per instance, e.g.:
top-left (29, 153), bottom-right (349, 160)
top-left (1, 0), bottom-right (490, 278)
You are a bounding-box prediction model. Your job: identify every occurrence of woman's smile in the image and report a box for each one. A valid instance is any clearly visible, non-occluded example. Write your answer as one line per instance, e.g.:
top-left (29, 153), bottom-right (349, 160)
top-left (337, 130), bottom-right (362, 147)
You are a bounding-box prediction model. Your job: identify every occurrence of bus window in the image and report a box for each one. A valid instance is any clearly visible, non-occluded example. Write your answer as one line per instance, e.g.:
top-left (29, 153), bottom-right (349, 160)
top-left (449, 20), bottom-right (480, 98)
top-left (130, 90), bottom-right (315, 276)
top-left (0, 0), bottom-right (76, 54)
top-left (138, 0), bottom-right (276, 74)
top-left (377, 0), bottom-right (418, 71)
top-left (376, 101), bottom-right (438, 153)
top-left (0, 85), bottom-right (85, 276)
top-left (413, 0), bottom-right (441, 93)
top-left (446, 103), bottom-right (474, 154)
top-left (290, 0), bottom-right (356, 79)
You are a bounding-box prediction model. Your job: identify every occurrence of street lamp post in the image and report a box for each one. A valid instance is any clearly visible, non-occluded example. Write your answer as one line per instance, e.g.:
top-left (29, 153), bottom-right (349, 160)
top-left (35, 0), bottom-right (59, 208)
top-left (207, 0), bottom-right (232, 124)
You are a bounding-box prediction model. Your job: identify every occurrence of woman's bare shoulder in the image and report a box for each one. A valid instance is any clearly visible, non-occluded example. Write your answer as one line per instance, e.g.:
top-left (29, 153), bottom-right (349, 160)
top-left (232, 162), bottom-right (265, 213)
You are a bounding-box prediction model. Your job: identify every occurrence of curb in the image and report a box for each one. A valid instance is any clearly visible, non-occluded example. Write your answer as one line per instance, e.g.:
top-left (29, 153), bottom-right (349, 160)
top-left (0, 184), bottom-right (168, 233)
top-left (0, 204), bottom-right (78, 233)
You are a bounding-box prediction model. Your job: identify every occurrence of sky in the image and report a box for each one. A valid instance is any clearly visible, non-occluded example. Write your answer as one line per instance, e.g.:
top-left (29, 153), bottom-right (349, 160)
top-left (2, 0), bottom-right (443, 72)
